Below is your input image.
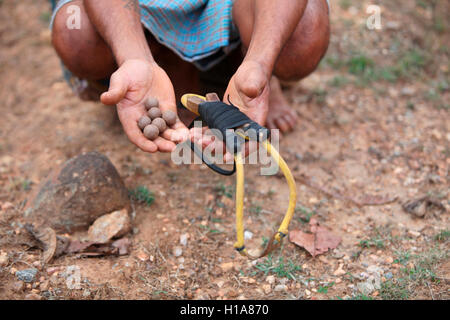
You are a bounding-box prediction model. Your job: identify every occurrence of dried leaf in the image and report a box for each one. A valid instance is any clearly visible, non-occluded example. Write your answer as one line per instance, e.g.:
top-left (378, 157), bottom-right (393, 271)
top-left (402, 196), bottom-right (446, 218)
top-left (289, 219), bottom-right (341, 257)
top-left (24, 224), bottom-right (57, 264)
top-left (64, 237), bottom-right (131, 257)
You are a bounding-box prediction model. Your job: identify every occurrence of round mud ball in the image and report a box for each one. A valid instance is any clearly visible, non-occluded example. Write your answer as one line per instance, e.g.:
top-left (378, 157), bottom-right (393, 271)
top-left (138, 115), bottom-right (152, 130)
top-left (144, 97), bottom-right (159, 110)
top-left (162, 110), bottom-right (177, 126)
top-left (148, 107), bottom-right (162, 120)
top-left (152, 117), bottom-right (167, 133)
top-left (143, 124), bottom-right (159, 140)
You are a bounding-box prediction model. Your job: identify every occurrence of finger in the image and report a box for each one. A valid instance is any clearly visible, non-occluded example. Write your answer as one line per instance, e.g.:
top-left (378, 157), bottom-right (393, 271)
top-left (153, 136), bottom-right (176, 153)
top-left (122, 119), bottom-right (158, 153)
top-left (162, 127), bottom-right (189, 144)
top-left (266, 118), bottom-right (276, 130)
top-left (283, 114), bottom-right (296, 129)
top-left (101, 72), bottom-right (128, 106)
top-left (275, 117), bottom-right (290, 133)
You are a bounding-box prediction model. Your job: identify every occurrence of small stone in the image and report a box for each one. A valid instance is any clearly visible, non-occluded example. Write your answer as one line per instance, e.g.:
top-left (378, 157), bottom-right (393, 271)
top-left (144, 97), bottom-right (159, 110)
top-left (385, 272), bottom-right (393, 280)
top-left (136, 250), bottom-right (149, 262)
top-left (173, 246), bottom-right (183, 257)
top-left (152, 118), bottom-right (167, 132)
top-left (143, 124), bottom-right (159, 140)
top-left (274, 284), bottom-right (287, 292)
top-left (148, 107), bottom-right (162, 120)
top-left (180, 233), bottom-right (188, 246)
top-left (162, 110), bottom-right (177, 126)
top-left (401, 87), bottom-right (416, 96)
top-left (220, 262), bottom-right (234, 272)
top-left (39, 280), bottom-right (49, 291)
top-left (262, 284), bottom-right (271, 294)
top-left (266, 275), bottom-right (276, 284)
top-left (305, 289), bottom-right (311, 296)
top-left (357, 281), bottom-right (375, 295)
top-left (0, 253), bottom-right (8, 267)
top-left (385, 256), bottom-right (394, 264)
top-left (1, 202), bottom-right (14, 211)
top-left (138, 116), bottom-right (152, 130)
top-left (244, 230), bottom-right (253, 240)
top-left (16, 268), bottom-right (38, 283)
top-left (408, 230), bottom-right (421, 238)
top-left (333, 264), bottom-right (346, 276)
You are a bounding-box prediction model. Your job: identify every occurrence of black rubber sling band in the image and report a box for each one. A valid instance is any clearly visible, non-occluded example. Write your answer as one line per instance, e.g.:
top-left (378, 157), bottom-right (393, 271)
top-left (187, 100), bottom-right (270, 176)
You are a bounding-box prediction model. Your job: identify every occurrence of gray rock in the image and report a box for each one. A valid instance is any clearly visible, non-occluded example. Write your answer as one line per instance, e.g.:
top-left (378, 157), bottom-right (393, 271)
top-left (24, 152), bottom-right (130, 233)
top-left (16, 268), bottom-right (38, 283)
top-left (357, 281), bottom-right (375, 295)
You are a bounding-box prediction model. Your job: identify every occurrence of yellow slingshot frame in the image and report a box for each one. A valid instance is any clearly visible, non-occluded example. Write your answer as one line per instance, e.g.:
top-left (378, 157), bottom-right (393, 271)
top-left (181, 94), bottom-right (297, 259)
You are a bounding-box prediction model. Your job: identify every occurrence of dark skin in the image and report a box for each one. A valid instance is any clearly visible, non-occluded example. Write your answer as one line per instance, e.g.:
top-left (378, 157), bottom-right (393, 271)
top-left (52, 0), bottom-right (330, 153)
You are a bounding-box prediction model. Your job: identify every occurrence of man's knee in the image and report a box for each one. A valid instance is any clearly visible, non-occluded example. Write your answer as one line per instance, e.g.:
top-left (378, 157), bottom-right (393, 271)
top-left (51, 2), bottom-right (114, 79)
top-left (274, 0), bottom-right (330, 81)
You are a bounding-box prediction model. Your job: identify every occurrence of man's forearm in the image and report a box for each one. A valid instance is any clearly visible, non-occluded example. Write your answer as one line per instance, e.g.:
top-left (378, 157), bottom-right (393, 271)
top-left (244, 0), bottom-right (308, 74)
top-left (84, 0), bottom-right (153, 66)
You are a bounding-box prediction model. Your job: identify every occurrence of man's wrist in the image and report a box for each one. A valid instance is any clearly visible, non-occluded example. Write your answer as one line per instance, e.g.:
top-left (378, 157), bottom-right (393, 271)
top-left (114, 44), bottom-right (154, 66)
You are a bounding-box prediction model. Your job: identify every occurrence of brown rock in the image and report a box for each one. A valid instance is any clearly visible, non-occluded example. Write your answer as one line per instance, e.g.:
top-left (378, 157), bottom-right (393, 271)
top-left (87, 209), bottom-right (131, 243)
top-left (24, 152), bottom-right (130, 233)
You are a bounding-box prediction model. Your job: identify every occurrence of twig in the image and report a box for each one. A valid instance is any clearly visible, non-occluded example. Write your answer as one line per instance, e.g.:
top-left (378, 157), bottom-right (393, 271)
top-left (295, 173), bottom-right (398, 207)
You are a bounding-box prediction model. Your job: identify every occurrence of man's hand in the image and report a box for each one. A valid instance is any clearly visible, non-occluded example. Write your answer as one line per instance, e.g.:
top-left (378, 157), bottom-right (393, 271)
top-left (224, 60), bottom-right (270, 125)
top-left (101, 59), bottom-right (189, 153)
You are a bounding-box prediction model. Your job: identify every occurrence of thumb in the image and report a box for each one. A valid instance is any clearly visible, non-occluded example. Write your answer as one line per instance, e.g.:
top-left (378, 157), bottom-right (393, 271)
top-left (235, 62), bottom-right (267, 100)
top-left (101, 71), bottom-right (128, 106)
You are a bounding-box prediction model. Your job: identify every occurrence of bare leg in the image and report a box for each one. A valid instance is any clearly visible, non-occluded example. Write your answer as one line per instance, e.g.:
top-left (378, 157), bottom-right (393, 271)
top-left (51, 0), bottom-right (200, 103)
top-left (233, 0), bottom-right (330, 132)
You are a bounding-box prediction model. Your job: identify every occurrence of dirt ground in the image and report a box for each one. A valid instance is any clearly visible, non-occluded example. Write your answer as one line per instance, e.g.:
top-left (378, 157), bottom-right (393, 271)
top-left (0, 0), bottom-right (448, 300)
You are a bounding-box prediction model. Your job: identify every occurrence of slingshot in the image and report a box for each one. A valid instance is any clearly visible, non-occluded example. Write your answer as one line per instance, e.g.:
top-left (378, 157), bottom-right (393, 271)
top-left (181, 93), bottom-right (297, 259)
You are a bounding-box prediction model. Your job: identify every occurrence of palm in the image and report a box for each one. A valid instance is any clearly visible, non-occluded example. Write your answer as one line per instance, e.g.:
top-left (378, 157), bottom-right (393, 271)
top-left (102, 60), bottom-right (189, 153)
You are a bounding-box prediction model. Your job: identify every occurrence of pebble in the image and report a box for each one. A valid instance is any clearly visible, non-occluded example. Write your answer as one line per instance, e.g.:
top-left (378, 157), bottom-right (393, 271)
top-left (385, 272), bottom-right (393, 280)
top-left (148, 107), bottom-right (162, 120)
top-left (357, 281), bottom-right (375, 295)
top-left (145, 97), bottom-right (159, 110)
top-left (39, 280), bottom-right (50, 291)
top-left (274, 284), bottom-right (287, 292)
top-left (173, 246), bottom-right (183, 257)
top-left (180, 233), bottom-right (188, 246)
top-left (333, 264), bottom-right (346, 276)
top-left (244, 230), bottom-right (253, 240)
top-left (305, 289), bottom-right (311, 296)
top-left (162, 110), bottom-right (177, 126)
top-left (16, 268), bottom-right (38, 283)
top-left (138, 116), bottom-right (152, 130)
top-left (385, 256), bottom-right (394, 264)
top-left (408, 230), bottom-right (421, 238)
top-left (220, 262), bottom-right (234, 272)
top-left (265, 275), bottom-right (275, 284)
top-left (136, 250), bottom-right (149, 262)
top-left (262, 284), bottom-right (272, 294)
top-left (0, 253), bottom-right (8, 267)
top-left (152, 117), bottom-right (167, 132)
